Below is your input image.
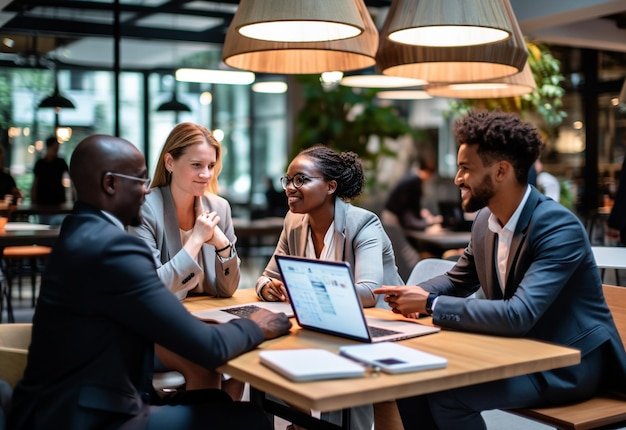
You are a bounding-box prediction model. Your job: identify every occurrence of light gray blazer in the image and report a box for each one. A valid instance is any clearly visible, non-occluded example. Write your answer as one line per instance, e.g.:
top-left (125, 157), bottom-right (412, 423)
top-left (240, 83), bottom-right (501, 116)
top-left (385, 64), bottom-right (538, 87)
top-left (128, 186), bottom-right (240, 300)
top-left (256, 198), bottom-right (403, 308)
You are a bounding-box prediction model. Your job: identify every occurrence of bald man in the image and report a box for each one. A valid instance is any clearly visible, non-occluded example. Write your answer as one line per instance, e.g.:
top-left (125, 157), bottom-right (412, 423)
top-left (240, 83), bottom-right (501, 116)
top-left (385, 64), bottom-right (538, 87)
top-left (9, 135), bottom-right (291, 430)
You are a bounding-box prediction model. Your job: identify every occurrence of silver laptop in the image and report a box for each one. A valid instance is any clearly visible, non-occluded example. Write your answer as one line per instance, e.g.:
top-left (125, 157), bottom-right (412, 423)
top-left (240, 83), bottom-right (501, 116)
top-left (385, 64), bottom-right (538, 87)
top-left (191, 300), bottom-right (294, 323)
top-left (274, 255), bottom-right (440, 343)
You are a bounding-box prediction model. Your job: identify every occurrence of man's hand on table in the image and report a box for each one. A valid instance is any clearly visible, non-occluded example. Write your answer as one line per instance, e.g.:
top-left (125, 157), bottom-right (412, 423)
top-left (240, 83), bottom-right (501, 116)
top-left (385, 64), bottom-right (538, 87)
top-left (248, 308), bottom-right (292, 339)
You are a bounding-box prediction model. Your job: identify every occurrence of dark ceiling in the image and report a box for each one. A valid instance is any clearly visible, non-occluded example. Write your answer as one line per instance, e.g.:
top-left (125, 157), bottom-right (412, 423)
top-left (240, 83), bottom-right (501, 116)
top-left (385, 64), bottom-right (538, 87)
top-left (0, 0), bottom-right (625, 74)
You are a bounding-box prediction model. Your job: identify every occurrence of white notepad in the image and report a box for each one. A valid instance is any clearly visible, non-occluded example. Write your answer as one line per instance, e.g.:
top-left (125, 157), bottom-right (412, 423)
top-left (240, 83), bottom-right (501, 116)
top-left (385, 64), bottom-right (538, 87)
top-left (259, 349), bottom-right (366, 382)
top-left (339, 342), bottom-right (447, 374)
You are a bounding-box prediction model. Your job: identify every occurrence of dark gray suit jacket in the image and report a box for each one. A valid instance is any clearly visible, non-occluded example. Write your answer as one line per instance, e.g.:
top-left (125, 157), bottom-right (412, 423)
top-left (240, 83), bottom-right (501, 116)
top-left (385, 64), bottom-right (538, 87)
top-left (421, 187), bottom-right (626, 394)
top-left (10, 203), bottom-right (264, 430)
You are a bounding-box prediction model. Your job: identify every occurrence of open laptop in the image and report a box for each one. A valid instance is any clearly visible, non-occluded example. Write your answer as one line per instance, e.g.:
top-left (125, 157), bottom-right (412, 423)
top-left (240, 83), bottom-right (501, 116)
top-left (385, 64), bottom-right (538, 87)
top-left (191, 300), bottom-right (294, 323)
top-left (274, 255), bottom-right (440, 343)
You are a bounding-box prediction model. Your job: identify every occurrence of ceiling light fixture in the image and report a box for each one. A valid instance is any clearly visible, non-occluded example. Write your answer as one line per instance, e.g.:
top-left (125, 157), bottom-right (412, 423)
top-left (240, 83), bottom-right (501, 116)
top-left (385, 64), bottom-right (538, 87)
top-left (252, 81), bottom-right (288, 93)
top-left (619, 78), bottom-right (626, 105)
top-left (157, 76), bottom-right (191, 112)
top-left (425, 62), bottom-right (536, 98)
top-left (38, 67), bottom-right (75, 110)
top-left (386, 0), bottom-right (513, 47)
top-left (175, 68), bottom-right (255, 85)
top-left (377, 0), bottom-right (527, 83)
top-left (376, 90), bottom-right (432, 100)
top-left (222, 0), bottom-right (377, 74)
top-left (340, 71), bottom-right (426, 88)
top-left (234, 0), bottom-right (364, 43)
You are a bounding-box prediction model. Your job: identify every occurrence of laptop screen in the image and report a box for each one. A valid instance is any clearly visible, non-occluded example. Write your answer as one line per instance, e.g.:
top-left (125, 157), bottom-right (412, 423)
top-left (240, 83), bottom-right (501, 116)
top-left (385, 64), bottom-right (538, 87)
top-left (275, 255), bottom-right (371, 341)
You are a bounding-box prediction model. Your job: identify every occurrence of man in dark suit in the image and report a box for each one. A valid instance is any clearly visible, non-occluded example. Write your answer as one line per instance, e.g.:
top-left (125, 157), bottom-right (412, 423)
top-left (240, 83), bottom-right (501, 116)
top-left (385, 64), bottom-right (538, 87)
top-left (376, 111), bottom-right (626, 429)
top-left (9, 135), bottom-right (292, 429)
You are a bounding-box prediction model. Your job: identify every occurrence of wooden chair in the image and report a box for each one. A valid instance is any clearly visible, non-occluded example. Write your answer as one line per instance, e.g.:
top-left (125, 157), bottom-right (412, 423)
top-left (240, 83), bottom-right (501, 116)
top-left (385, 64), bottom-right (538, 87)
top-left (508, 284), bottom-right (626, 430)
top-left (0, 323), bottom-right (31, 388)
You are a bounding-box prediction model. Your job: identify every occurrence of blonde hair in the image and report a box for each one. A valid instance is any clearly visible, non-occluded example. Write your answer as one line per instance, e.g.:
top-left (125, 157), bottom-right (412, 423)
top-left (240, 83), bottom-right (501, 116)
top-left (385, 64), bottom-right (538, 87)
top-left (151, 122), bottom-right (222, 194)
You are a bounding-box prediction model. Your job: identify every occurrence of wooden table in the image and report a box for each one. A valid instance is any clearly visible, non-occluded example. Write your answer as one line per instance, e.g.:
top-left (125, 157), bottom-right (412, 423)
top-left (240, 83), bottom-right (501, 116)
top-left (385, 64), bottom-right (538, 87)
top-left (233, 217), bottom-right (284, 257)
top-left (233, 217), bottom-right (284, 239)
top-left (0, 223), bottom-right (60, 248)
top-left (9, 203), bottom-right (74, 222)
top-left (404, 228), bottom-right (471, 255)
top-left (184, 289), bottom-right (580, 429)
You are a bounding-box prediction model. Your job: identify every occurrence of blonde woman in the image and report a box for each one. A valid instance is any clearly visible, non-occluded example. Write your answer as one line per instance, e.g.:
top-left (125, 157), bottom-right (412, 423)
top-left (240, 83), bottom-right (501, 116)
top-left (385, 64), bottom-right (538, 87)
top-left (128, 122), bottom-right (242, 398)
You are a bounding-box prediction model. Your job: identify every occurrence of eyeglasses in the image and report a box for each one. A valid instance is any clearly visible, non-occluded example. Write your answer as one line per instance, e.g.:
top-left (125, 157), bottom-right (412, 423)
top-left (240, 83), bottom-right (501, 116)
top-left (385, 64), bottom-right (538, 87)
top-left (106, 172), bottom-right (151, 189)
top-left (280, 174), bottom-right (322, 190)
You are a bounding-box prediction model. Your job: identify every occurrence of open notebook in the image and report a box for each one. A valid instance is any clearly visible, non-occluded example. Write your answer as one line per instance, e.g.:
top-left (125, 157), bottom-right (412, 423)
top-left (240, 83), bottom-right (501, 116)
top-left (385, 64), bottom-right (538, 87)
top-left (274, 255), bottom-right (440, 343)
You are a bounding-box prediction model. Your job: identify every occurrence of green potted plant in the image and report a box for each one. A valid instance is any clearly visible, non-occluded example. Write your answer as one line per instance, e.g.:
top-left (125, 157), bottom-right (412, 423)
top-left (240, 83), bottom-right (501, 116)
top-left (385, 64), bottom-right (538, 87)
top-left (292, 75), bottom-right (421, 190)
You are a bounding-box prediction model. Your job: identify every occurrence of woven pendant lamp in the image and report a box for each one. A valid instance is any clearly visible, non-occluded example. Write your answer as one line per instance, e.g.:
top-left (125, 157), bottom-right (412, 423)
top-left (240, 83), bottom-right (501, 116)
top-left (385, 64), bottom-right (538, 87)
top-left (425, 62), bottom-right (536, 98)
top-left (234, 0), bottom-right (364, 43)
top-left (223, 0), bottom-right (377, 74)
top-left (386, 0), bottom-right (513, 47)
top-left (377, 0), bottom-right (527, 83)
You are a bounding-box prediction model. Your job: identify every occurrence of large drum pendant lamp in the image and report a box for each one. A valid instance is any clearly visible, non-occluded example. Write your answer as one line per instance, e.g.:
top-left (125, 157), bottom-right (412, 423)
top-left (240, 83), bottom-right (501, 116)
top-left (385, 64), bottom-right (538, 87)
top-left (234, 0), bottom-right (364, 43)
top-left (386, 0), bottom-right (513, 47)
top-left (377, 0), bottom-right (528, 83)
top-left (425, 62), bottom-right (536, 98)
top-left (223, 0), bottom-right (377, 74)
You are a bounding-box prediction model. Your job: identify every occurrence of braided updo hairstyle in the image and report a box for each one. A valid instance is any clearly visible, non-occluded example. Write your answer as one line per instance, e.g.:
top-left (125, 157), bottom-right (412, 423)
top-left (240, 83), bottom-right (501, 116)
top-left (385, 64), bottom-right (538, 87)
top-left (299, 144), bottom-right (365, 201)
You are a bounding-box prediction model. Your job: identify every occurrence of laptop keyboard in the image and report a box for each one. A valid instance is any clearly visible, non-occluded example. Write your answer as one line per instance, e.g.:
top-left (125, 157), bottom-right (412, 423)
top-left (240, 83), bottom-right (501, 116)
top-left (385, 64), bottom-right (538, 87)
top-left (222, 305), bottom-right (261, 318)
top-left (368, 325), bottom-right (401, 337)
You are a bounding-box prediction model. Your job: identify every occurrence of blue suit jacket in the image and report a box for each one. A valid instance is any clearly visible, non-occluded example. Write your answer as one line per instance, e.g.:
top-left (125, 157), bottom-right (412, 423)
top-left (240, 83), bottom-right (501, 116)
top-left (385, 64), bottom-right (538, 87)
top-left (10, 203), bottom-right (264, 430)
top-left (421, 187), bottom-right (626, 393)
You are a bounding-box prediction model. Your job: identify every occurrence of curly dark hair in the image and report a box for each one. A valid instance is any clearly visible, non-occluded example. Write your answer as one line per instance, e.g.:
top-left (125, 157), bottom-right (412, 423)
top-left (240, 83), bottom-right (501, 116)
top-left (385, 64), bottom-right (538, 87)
top-left (299, 144), bottom-right (365, 201)
top-left (454, 110), bottom-right (542, 184)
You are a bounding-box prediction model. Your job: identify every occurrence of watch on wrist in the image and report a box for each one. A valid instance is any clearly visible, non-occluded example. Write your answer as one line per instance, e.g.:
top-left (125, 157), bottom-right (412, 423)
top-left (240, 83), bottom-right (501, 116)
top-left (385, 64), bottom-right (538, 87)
top-left (426, 293), bottom-right (438, 315)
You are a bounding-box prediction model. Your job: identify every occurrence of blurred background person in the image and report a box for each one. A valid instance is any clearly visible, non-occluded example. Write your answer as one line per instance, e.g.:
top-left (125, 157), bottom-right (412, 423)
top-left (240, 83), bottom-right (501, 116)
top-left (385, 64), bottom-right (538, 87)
top-left (535, 158), bottom-right (561, 202)
top-left (381, 156), bottom-right (442, 231)
top-left (30, 136), bottom-right (70, 225)
top-left (263, 175), bottom-right (288, 217)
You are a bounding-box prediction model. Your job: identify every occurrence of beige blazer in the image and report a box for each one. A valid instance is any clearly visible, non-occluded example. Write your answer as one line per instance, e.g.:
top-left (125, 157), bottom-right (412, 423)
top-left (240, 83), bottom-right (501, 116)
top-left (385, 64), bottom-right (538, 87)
top-left (256, 198), bottom-right (403, 308)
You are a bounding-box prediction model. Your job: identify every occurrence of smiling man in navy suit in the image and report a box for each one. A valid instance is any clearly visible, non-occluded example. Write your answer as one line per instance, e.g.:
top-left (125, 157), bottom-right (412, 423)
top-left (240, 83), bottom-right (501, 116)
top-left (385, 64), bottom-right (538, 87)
top-left (9, 134), bottom-right (291, 430)
top-left (376, 110), bottom-right (626, 429)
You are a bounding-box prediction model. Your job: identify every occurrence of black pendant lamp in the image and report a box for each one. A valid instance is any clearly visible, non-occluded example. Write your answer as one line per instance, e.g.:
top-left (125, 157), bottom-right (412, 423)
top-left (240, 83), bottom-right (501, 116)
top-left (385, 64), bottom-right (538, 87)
top-left (38, 66), bottom-right (75, 110)
top-left (157, 79), bottom-right (191, 112)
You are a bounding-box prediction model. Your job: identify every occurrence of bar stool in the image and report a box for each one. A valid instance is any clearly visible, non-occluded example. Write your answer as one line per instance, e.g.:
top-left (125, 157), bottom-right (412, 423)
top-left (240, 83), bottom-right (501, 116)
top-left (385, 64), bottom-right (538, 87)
top-left (2, 245), bottom-right (52, 307)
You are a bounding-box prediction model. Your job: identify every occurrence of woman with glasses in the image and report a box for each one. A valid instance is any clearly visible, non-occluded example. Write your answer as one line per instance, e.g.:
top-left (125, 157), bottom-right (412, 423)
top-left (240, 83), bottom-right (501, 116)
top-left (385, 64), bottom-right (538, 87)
top-left (256, 144), bottom-right (403, 307)
top-left (128, 122), bottom-right (243, 399)
top-left (254, 145), bottom-right (404, 430)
